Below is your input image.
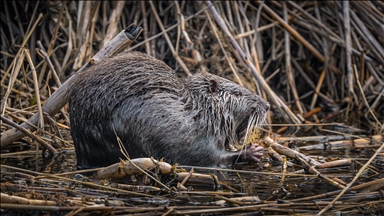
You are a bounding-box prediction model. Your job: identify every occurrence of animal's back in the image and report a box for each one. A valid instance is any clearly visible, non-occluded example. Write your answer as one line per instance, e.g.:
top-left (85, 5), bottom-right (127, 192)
top-left (69, 52), bottom-right (187, 167)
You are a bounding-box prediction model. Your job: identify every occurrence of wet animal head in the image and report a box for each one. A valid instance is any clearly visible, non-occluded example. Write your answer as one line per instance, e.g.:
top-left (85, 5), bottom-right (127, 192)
top-left (185, 72), bottom-right (270, 146)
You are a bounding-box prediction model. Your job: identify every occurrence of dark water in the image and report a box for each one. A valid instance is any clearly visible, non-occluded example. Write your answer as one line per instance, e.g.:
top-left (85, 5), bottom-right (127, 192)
top-left (2, 143), bottom-right (382, 197)
top-left (1, 137), bottom-right (383, 216)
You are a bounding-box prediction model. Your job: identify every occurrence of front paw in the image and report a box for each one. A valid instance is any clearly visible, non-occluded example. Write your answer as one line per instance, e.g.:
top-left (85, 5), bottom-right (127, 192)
top-left (242, 143), bottom-right (264, 163)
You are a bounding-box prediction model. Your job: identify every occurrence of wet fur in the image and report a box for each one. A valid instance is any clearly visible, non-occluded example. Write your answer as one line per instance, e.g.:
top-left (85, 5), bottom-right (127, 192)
top-left (69, 52), bottom-right (269, 168)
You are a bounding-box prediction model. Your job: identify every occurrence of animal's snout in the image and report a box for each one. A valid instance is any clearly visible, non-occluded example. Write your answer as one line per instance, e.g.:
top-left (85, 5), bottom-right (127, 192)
top-left (250, 99), bottom-right (270, 113)
top-left (254, 94), bottom-right (270, 110)
top-left (258, 101), bottom-right (270, 113)
top-left (264, 102), bottom-right (270, 112)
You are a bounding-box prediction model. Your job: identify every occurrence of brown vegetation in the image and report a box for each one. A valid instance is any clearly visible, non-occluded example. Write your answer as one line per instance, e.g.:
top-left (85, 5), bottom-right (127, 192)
top-left (1, 1), bottom-right (383, 215)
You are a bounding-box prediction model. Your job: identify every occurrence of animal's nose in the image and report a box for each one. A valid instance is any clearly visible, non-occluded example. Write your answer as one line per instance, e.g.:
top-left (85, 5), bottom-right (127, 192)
top-left (265, 103), bottom-right (270, 111)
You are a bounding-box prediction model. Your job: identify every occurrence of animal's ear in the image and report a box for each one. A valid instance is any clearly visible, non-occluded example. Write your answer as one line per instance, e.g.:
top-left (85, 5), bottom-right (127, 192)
top-left (209, 79), bottom-right (218, 94)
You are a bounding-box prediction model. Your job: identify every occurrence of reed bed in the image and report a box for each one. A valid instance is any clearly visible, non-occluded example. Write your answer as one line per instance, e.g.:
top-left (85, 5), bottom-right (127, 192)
top-left (1, 1), bottom-right (383, 215)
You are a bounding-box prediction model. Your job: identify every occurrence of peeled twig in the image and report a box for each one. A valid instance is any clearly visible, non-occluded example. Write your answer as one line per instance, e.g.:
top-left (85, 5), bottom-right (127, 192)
top-left (316, 159), bottom-right (352, 169)
top-left (93, 158), bottom-right (172, 180)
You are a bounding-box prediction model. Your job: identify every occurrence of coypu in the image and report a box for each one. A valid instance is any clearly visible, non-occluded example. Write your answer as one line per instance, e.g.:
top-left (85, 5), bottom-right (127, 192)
top-left (69, 52), bottom-right (269, 168)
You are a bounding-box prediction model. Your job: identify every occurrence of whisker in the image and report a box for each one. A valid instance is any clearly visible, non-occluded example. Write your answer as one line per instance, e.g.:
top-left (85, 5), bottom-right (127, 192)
top-left (235, 113), bottom-right (255, 163)
top-left (242, 113), bottom-right (255, 146)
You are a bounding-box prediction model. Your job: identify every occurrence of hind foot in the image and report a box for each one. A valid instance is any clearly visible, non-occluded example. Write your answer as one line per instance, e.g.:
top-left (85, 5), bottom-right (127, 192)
top-left (242, 143), bottom-right (264, 163)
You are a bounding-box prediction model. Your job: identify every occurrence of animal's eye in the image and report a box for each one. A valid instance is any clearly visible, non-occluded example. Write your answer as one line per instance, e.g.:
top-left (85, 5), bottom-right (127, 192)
top-left (234, 90), bottom-right (242, 97)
